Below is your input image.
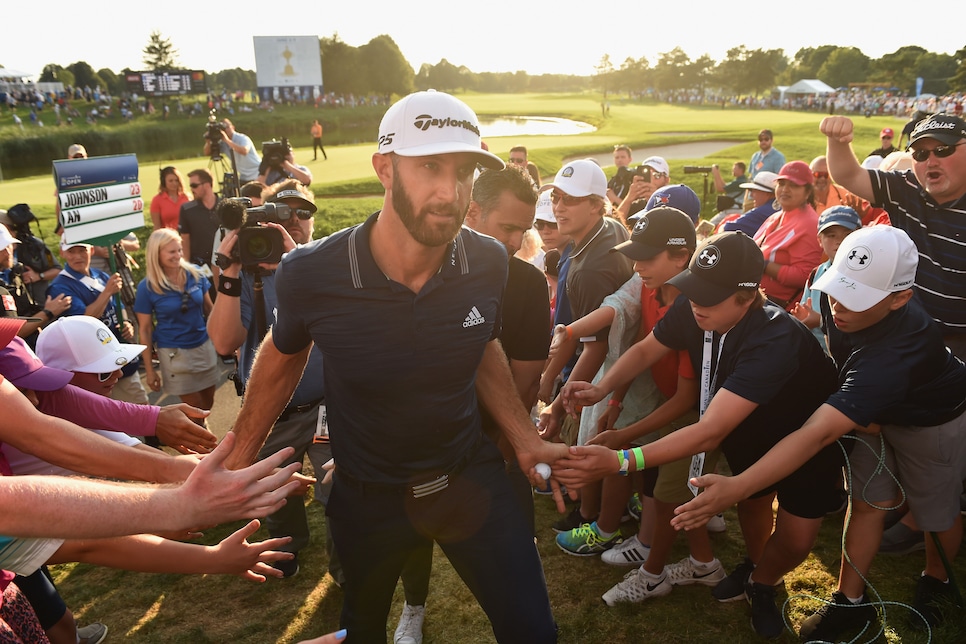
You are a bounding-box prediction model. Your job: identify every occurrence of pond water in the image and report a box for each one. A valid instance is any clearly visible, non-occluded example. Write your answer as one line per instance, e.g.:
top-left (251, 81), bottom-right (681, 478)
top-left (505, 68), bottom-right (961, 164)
top-left (479, 116), bottom-right (596, 138)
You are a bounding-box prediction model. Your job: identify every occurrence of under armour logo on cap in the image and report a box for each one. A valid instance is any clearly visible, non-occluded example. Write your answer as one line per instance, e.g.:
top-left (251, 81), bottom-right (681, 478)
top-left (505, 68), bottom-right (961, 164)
top-left (697, 246), bottom-right (720, 268)
top-left (847, 246), bottom-right (872, 269)
top-left (633, 217), bottom-right (649, 233)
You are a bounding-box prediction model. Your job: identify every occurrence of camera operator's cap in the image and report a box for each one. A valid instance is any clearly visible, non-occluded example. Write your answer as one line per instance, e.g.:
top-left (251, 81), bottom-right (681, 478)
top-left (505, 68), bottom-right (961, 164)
top-left (613, 206), bottom-right (696, 261)
top-left (667, 231), bottom-right (764, 307)
top-left (534, 191), bottom-right (556, 223)
top-left (777, 160), bottom-right (814, 186)
top-left (813, 225), bottom-right (918, 312)
top-left (36, 317), bottom-right (145, 374)
top-left (739, 171), bottom-right (779, 193)
top-left (67, 143), bottom-right (87, 159)
top-left (376, 90), bottom-right (504, 170)
top-left (818, 205), bottom-right (862, 234)
top-left (0, 224), bottom-right (21, 248)
top-left (539, 159), bottom-right (607, 199)
top-left (60, 235), bottom-right (92, 252)
top-left (881, 127), bottom-right (894, 138)
top-left (642, 156), bottom-right (670, 175)
top-left (907, 113), bottom-right (966, 147)
top-left (270, 189), bottom-right (317, 214)
top-left (0, 318), bottom-right (26, 350)
top-left (642, 184), bottom-right (701, 224)
top-left (0, 335), bottom-right (74, 391)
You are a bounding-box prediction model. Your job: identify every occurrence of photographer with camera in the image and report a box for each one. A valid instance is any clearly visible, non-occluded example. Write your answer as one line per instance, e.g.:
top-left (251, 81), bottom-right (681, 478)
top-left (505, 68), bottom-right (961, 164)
top-left (47, 238), bottom-right (149, 405)
top-left (207, 179), bottom-right (340, 582)
top-left (0, 224), bottom-right (71, 343)
top-left (203, 118), bottom-right (262, 182)
top-left (257, 138), bottom-right (313, 188)
top-left (0, 205), bottom-right (62, 305)
top-left (616, 156), bottom-right (671, 222)
top-left (606, 144), bottom-right (634, 208)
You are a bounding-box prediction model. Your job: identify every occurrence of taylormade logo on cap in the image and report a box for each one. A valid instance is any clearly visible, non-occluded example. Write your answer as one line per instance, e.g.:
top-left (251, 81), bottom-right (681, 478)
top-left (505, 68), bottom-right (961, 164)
top-left (411, 114), bottom-right (481, 135)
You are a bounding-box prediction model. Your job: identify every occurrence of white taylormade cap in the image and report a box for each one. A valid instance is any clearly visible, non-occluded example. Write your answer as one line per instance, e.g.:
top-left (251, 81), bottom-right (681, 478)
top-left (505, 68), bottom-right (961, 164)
top-left (376, 90), bottom-right (504, 170)
top-left (37, 317), bottom-right (144, 374)
top-left (539, 159), bottom-right (607, 199)
top-left (812, 225), bottom-right (918, 312)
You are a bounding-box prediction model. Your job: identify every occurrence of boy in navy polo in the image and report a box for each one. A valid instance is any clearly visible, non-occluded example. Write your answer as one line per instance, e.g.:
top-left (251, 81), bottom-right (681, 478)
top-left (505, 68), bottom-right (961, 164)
top-left (673, 225), bottom-right (966, 639)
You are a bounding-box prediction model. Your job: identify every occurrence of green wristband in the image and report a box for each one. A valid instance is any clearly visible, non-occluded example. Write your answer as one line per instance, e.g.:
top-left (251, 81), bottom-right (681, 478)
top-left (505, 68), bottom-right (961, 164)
top-left (631, 446), bottom-right (645, 471)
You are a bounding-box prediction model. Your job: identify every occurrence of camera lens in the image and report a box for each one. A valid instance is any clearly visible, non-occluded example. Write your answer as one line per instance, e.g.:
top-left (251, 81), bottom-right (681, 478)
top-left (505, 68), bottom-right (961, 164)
top-left (244, 232), bottom-right (275, 262)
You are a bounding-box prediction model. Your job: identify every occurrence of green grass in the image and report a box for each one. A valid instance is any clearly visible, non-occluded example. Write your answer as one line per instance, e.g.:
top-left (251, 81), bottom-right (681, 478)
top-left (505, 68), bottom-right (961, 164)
top-left (26, 94), bottom-right (960, 642)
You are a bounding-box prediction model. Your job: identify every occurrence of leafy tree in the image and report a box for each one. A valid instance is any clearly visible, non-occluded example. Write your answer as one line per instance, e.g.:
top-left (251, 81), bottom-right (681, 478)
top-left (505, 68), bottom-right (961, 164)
top-left (320, 33), bottom-right (363, 95)
top-left (66, 61), bottom-right (98, 89)
top-left (746, 49), bottom-right (787, 96)
top-left (652, 48), bottom-right (691, 92)
top-left (781, 46), bottom-right (837, 84)
top-left (427, 59), bottom-right (461, 92)
top-left (873, 46), bottom-right (928, 95)
top-left (40, 64), bottom-right (74, 87)
top-left (948, 46), bottom-right (966, 92)
top-left (594, 54), bottom-right (615, 97)
top-left (818, 47), bottom-right (870, 89)
top-left (914, 51), bottom-right (958, 95)
top-left (96, 68), bottom-right (120, 95)
top-left (143, 31), bottom-right (179, 71)
top-left (358, 35), bottom-right (414, 96)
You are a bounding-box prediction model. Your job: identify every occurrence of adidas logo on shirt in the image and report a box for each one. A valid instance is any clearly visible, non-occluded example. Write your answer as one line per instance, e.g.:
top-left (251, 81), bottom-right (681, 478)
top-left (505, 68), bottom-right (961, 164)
top-left (463, 306), bottom-right (486, 328)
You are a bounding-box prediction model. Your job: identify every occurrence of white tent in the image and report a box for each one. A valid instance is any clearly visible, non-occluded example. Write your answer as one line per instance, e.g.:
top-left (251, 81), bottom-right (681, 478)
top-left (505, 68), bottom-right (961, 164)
top-left (784, 79), bottom-right (836, 95)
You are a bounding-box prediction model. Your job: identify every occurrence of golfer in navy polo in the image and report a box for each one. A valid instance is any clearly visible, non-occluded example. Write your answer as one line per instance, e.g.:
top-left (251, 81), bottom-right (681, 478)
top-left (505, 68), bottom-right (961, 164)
top-left (226, 91), bottom-right (565, 643)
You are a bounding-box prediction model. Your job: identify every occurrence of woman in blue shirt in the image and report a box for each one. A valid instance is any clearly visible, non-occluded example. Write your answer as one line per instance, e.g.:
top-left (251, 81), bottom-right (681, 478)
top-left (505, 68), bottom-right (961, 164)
top-left (134, 228), bottom-right (218, 419)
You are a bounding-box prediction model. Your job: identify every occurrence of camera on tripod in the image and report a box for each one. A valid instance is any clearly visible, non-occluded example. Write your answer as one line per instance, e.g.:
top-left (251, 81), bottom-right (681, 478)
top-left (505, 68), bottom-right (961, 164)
top-left (205, 111), bottom-right (227, 159)
top-left (262, 138), bottom-right (291, 169)
top-left (216, 198), bottom-right (298, 267)
top-left (683, 166), bottom-right (713, 174)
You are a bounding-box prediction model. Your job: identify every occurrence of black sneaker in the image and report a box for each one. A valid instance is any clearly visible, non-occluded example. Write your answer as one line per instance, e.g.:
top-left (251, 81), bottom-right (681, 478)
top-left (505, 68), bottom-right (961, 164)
top-left (746, 579), bottom-right (784, 639)
top-left (712, 557), bottom-right (755, 602)
top-left (272, 552), bottom-right (300, 578)
top-left (799, 591), bottom-right (877, 641)
top-left (910, 574), bottom-right (958, 630)
top-left (552, 506), bottom-right (597, 534)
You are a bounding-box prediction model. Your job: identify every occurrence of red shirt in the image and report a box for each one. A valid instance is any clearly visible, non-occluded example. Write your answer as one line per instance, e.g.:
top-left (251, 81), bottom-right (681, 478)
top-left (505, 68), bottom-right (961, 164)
top-left (640, 285), bottom-right (695, 399)
top-left (150, 192), bottom-right (188, 229)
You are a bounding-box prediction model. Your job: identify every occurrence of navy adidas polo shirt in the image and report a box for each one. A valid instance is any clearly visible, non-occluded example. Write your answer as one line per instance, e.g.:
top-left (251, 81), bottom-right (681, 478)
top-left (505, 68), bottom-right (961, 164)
top-left (273, 212), bottom-right (508, 485)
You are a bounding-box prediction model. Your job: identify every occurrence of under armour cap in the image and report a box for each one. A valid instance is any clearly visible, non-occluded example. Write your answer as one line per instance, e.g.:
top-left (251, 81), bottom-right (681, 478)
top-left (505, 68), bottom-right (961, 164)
top-left (270, 189), bottom-right (317, 213)
top-left (642, 156), bottom-right (670, 175)
top-left (534, 191), bottom-right (556, 223)
top-left (908, 113), bottom-right (966, 147)
top-left (0, 336), bottom-right (74, 392)
top-left (739, 171), bottom-right (779, 193)
top-left (812, 225), bottom-right (917, 313)
top-left (667, 231), bottom-right (764, 307)
top-left (540, 160), bottom-right (607, 199)
top-left (376, 90), bottom-right (504, 170)
top-left (0, 224), bottom-right (20, 249)
top-left (612, 206), bottom-right (696, 261)
top-left (641, 184), bottom-right (702, 223)
top-left (817, 206), bottom-right (862, 234)
top-left (37, 317), bottom-right (145, 375)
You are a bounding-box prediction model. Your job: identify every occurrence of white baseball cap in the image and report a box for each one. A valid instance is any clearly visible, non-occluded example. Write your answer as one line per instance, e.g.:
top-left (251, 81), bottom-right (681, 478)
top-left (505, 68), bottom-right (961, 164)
top-left (539, 159), bottom-right (607, 199)
top-left (812, 225), bottom-right (918, 312)
top-left (0, 224), bottom-right (21, 248)
top-left (533, 191), bottom-right (556, 223)
top-left (376, 90), bottom-right (504, 170)
top-left (642, 156), bottom-right (670, 175)
top-left (739, 171), bottom-right (779, 193)
top-left (36, 317), bottom-right (145, 374)
top-left (60, 235), bottom-right (92, 252)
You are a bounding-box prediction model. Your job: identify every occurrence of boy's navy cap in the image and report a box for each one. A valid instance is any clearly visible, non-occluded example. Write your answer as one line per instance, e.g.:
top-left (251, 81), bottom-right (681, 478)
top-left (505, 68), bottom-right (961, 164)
top-left (817, 205), bottom-right (862, 233)
top-left (612, 206), bottom-right (696, 261)
top-left (812, 225), bottom-right (918, 312)
top-left (908, 113), bottom-right (966, 147)
top-left (667, 231), bottom-right (764, 306)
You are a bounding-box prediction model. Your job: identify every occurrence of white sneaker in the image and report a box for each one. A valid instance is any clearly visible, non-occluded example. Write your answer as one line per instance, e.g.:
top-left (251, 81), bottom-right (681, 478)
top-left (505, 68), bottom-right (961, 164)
top-left (602, 568), bottom-right (671, 606)
top-left (707, 513), bottom-right (726, 533)
top-left (664, 557), bottom-right (726, 586)
top-left (394, 602), bottom-right (425, 644)
top-left (601, 535), bottom-right (650, 567)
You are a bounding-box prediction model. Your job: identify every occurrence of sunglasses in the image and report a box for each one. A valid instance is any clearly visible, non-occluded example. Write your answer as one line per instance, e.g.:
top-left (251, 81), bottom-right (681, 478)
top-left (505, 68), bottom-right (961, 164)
top-left (533, 220), bottom-right (558, 230)
top-left (97, 371), bottom-right (115, 383)
top-left (758, 137), bottom-right (771, 142)
top-left (71, 154), bottom-right (86, 159)
top-left (550, 191), bottom-right (591, 206)
top-left (813, 171), bottom-right (830, 179)
top-left (910, 143), bottom-right (965, 163)
top-left (189, 182), bottom-right (203, 189)
top-left (180, 290), bottom-right (190, 314)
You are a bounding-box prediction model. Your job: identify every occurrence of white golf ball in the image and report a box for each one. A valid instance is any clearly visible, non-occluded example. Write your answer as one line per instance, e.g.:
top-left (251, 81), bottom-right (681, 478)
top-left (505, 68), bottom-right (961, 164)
top-left (535, 463), bottom-right (551, 480)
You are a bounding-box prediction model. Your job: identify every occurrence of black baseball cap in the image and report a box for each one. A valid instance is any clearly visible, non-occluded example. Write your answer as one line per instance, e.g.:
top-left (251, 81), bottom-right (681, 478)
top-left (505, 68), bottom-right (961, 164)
top-left (612, 206), bottom-right (696, 261)
top-left (666, 231), bottom-right (764, 306)
top-left (908, 113), bottom-right (966, 147)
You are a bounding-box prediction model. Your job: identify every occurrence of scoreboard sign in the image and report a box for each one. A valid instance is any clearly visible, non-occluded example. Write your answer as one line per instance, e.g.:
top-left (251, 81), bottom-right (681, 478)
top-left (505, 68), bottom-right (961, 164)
top-left (53, 154), bottom-right (144, 247)
top-left (124, 70), bottom-right (207, 96)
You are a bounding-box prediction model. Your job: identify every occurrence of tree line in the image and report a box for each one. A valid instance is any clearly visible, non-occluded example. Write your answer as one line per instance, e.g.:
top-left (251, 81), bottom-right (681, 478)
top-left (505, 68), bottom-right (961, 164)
top-left (27, 36), bottom-right (966, 99)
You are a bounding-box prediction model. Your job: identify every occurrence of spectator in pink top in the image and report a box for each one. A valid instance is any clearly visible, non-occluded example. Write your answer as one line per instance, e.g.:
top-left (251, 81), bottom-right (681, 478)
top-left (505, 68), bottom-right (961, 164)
top-left (753, 161), bottom-right (823, 309)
